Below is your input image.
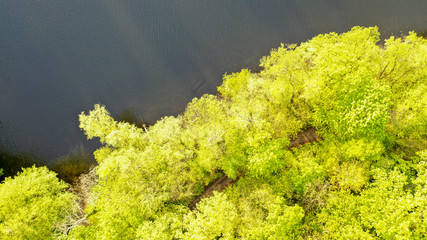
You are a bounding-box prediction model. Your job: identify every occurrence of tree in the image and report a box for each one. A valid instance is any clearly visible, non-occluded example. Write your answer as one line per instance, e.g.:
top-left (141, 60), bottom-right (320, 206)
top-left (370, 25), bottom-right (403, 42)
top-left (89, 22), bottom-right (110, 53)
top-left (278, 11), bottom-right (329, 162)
top-left (0, 166), bottom-right (77, 240)
top-left (70, 27), bottom-right (427, 239)
top-left (182, 192), bottom-right (239, 240)
top-left (226, 178), bottom-right (305, 239)
top-left (317, 167), bottom-right (426, 239)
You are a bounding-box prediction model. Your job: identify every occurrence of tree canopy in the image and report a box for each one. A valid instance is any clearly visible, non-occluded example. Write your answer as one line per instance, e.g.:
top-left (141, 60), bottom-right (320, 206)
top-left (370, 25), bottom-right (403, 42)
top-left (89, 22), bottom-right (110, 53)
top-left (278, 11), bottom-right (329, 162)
top-left (1, 26), bottom-right (426, 239)
top-left (0, 166), bottom-right (78, 239)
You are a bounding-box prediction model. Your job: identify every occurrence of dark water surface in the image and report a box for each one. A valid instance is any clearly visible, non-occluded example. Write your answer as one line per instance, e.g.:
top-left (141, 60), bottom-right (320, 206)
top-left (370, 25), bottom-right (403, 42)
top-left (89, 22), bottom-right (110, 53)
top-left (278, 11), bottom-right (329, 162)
top-left (0, 0), bottom-right (426, 163)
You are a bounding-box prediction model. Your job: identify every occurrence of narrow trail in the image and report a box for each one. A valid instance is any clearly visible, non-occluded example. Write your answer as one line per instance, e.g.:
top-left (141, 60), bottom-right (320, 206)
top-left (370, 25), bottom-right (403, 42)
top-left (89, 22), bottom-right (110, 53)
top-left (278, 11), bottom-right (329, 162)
top-left (189, 127), bottom-right (322, 210)
top-left (288, 127), bottom-right (322, 149)
top-left (189, 174), bottom-right (239, 210)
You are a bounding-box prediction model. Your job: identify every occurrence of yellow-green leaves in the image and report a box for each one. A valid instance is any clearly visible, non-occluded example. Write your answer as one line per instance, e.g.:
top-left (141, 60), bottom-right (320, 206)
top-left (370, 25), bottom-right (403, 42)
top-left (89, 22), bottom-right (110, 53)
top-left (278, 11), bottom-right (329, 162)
top-left (318, 168), bottom-right (427, 239)
top-left (72, 27), bottom-right (427, 239)
top-left (331, 161), bottom-right (369, 193)
top-left (0, 166), bottom-right (77, 240)
top-left (358, 169), bottom-right (418, 239)
top-left (259, 26), bottom-right (426, 143)
top-left (390, 83), bottom-right (427, 148)
top-left (183, 192), bottom-right (239, 240)
top-left (218, 69), bottom-right (252, 99)
top-left (381, 32), bottom-right (427, 99)
top-left (247, 138), bottom-right (291, 179)
top-left (79, 104), bottom-right (118, 143)
top-left (227, 179), bottom-right (304, 239)
top-left (329, 81), bottom-right (391, 140)
top-left (136, 206), bottom-right (187, 240)
top-left (182, 95), bottom-right (228, 175)
top-left (295, 27), bottom-right (390, 140)
top-left (79, 104), bottom-right (146, 148)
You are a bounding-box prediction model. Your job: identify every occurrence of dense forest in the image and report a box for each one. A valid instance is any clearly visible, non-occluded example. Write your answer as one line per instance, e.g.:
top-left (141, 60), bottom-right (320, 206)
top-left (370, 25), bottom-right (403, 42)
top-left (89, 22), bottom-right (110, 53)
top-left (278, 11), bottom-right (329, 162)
top-left (1, 26), bottom-right (426, 239)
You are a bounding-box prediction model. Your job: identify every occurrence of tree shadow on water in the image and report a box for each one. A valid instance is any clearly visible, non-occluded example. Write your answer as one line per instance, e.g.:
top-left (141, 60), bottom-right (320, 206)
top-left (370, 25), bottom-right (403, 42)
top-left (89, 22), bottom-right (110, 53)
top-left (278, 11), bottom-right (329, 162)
top-left (50, 144), bottom-right (96, 184)
top-left (116, 108), bottom-right (152, 131)
top-left (417, 29), bottom-right (427, 38)
top-left (0, 148), bottom-right (39, 182)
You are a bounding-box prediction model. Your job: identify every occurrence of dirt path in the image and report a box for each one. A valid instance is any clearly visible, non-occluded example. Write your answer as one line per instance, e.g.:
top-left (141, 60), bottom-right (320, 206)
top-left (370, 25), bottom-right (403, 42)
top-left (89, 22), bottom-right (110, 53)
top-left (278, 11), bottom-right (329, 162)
top-left (189, 127), bottom-right (322, 210)
top-left (288, 127), bottom-right (322, 149)
top-left (189, 174), bottom-right (239, 210)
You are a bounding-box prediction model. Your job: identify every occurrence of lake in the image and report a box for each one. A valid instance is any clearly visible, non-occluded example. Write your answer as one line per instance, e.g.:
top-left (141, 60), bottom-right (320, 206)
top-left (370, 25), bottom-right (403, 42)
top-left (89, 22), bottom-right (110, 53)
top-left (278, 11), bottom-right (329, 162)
top-left (0, 0), bottom-right (426, 165)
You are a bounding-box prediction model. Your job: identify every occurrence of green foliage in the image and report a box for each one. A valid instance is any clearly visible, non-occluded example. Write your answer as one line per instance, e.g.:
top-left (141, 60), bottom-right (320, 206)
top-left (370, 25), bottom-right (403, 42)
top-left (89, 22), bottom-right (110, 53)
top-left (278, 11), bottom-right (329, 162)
top-left (0, 166), bottom-right (77, 240)
top-left (413, 151), bottom-right (427, 237)
top-left (322, 81), bottom-right (391, 140)
top-left (380, 32), bottom-right (427, 101)
top-left (218, 69), bottom-right (252, 99)
top-left (76, 104), bottom-right (227, 238)
top-left (389, 82), bottom-right (427, 151)
top-left (316, 190), bottom-right (374, 240)
top-left (227, 179), bottom-right (305, 239)
top-left (288, 145), bottom-right (328, 197)
top-left (136, 205), bottom-right (187, 240)
top-left (246, 138), bottom-right (291, 179)
top-left (330, 161), bottom-right (369, 193)
top-left (259, 26), bottom-right (421, 143)
top-left (79, 104), bottom-right (146, 149)
top-left (181, 95), bottom-right (229, 177)
top-left (358, 169), bottom-right (419, 239)
top-left (74, 27), bottom-right (427, 238)
top-left (260, 27), bottom-right (388, 140)
top-left (183, 192), bottom-right (239, 239)
top-left (70, 27), bottom-right (427, 239)
top-left (339, 138), bottom-right (385, 161)
top-left (317, 167), bottom-right (427, 239)
top-left (0, 27), bottom-right (419, 239)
